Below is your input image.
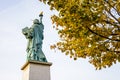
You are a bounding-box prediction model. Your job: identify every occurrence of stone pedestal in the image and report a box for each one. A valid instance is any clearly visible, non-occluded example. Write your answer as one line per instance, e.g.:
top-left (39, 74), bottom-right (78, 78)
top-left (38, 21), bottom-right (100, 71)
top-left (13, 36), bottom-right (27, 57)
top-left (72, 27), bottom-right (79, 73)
top-left (21, 60), bottom-right (52, 80)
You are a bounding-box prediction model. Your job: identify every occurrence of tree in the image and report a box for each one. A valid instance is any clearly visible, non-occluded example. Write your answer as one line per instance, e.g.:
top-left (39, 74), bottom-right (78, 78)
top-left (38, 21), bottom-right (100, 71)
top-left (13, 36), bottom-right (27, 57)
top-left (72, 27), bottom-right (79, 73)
top-left (39, 0), bottom-right (120, 69)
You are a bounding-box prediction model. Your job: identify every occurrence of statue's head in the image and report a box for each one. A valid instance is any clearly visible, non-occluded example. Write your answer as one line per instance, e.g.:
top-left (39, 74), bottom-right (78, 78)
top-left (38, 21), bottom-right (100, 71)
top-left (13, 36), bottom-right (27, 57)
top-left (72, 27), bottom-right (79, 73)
top-left (33, 19), bottom-right (39, 24)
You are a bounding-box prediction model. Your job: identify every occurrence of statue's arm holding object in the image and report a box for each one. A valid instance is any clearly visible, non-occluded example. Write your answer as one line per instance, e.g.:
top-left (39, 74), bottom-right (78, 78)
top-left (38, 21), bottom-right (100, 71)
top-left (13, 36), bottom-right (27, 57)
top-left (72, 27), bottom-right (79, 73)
top-left (22, 27), bottom-right (33, 39)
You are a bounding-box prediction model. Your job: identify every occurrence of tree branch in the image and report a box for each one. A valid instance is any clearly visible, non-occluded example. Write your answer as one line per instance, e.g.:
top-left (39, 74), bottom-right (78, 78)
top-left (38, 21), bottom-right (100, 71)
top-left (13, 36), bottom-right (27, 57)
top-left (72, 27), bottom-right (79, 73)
top-left (104, 44), bottom-right (120, 53)
top-left (104, 1), bottom-right (120, 17)
top-left (104, 20), bottom-right (120, 28)
top-left (87, 26), bottom-right (120, 41)
top-left (104, 1), bottom-right (120, 24)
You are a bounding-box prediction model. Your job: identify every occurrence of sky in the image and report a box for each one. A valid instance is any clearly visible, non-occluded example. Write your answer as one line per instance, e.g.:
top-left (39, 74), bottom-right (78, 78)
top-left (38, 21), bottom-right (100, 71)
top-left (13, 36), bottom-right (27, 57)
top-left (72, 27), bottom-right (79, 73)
top-left (0, 0), bottom-right (120, 80)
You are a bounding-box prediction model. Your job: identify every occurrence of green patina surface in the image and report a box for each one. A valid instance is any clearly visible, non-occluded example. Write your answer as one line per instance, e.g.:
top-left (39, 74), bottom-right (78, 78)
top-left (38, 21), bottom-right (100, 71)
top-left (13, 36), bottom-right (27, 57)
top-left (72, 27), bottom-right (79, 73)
top-left (22, 12), bottom-right (47, 62)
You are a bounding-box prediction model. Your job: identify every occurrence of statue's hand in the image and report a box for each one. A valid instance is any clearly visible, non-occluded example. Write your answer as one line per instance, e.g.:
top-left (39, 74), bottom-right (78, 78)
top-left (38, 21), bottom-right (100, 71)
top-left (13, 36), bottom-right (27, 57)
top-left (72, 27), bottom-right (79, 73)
top-left (22, 27), bottom-right (29, 34)
top-left (22, 27), bottom-right (34, 39)
top-left (22, 27), bottom-right (30, 39)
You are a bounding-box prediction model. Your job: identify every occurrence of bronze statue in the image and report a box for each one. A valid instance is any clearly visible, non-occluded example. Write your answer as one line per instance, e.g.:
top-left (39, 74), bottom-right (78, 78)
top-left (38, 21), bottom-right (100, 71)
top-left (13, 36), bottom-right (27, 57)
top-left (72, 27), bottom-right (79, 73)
top-left (22, 12), bottom-right (47, 62)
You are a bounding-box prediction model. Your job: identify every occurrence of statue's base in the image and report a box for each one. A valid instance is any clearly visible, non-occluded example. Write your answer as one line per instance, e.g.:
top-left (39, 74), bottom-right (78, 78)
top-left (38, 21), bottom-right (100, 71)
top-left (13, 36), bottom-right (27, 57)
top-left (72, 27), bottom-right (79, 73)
top-left (21, 60), bottom-right (52, 80)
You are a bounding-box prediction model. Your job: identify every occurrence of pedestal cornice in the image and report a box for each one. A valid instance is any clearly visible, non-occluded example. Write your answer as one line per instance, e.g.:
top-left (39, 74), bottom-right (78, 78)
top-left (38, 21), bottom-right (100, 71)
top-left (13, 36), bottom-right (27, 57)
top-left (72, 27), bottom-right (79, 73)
top-left (21, 60), bottom-right (52, 70)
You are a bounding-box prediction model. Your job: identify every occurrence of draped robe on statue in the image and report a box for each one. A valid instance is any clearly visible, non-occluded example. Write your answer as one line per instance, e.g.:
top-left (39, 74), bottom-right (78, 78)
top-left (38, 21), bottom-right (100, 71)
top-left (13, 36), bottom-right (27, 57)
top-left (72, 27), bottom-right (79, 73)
top-left (22, 19), bottom-right (47, 62)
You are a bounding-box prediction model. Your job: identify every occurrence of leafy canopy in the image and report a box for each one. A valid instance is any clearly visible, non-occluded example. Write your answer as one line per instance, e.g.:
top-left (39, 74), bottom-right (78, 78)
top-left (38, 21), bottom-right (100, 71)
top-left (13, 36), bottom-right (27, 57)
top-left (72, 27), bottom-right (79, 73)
top-left (40, 0), bottom-right (120, 69)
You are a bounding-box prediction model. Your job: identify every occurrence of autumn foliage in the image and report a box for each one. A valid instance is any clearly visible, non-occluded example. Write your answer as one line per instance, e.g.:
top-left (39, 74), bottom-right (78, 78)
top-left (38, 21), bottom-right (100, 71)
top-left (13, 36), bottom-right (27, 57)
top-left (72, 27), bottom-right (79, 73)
top-left (40, 0), bottom-right (120, 69)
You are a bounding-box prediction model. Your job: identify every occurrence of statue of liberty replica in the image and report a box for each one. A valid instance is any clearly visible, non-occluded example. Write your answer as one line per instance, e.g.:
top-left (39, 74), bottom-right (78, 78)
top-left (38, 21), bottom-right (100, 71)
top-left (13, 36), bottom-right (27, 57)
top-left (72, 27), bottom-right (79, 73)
top-left (22, 12), bottom-right (47, 62)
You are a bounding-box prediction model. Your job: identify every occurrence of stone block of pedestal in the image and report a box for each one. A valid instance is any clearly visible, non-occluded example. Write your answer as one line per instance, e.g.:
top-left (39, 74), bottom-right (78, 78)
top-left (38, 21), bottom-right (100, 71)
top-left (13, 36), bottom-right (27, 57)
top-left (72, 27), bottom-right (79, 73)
top-left (21, 60), bottom-right (52, 80)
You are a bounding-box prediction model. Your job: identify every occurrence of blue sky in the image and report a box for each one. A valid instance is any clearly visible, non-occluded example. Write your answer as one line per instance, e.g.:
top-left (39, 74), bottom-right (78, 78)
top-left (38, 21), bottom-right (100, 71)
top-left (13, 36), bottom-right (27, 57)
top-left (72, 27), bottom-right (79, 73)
top-left (0, 0), bottom-right (120, 80)
top-left (0, 0), bottom-right (23, 12)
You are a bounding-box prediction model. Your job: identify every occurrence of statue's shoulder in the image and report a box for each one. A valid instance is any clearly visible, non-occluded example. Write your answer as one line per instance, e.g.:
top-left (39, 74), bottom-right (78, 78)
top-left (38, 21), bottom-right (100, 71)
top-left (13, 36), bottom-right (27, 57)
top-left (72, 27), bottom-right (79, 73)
top-left (32, 23), bottom-right (39, 27)
top-left (39, 23), bottom-right (44, 27)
